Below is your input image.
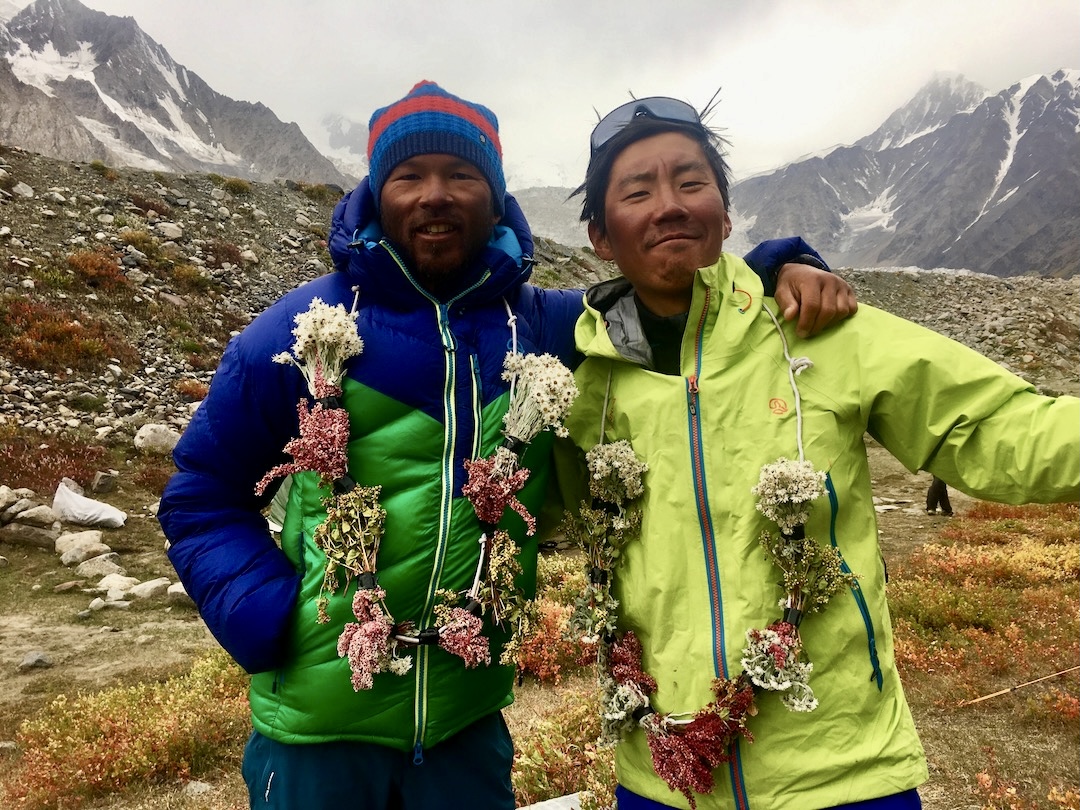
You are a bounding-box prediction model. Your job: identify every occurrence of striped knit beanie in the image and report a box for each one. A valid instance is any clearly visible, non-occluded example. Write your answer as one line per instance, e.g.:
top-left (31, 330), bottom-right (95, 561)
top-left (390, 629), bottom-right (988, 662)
top-left (367, 81), bottom-right (506, 215)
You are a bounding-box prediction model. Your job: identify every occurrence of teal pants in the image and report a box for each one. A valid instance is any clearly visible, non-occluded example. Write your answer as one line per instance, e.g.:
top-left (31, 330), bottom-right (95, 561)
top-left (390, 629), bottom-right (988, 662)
top-left (242, 712), bottom-right (515, 809)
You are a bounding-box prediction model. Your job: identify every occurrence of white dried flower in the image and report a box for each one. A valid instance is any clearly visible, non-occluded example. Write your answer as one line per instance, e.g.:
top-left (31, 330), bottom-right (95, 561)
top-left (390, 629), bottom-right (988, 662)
top-left (277, 297), bottom-right (364, 396)
top-left (751, 457), bottom-right (826, 534)
top-left (586, 440), bottom-right (648, 504)
top-left (501, 352), bottom-right (578, 443)
top-left (388, 655), bottom-right (414, 676)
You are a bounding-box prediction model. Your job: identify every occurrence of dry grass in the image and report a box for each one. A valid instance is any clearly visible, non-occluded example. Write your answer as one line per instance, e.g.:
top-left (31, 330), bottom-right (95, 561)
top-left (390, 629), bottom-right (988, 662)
top-left (893, 503), bottom-right (1080, 810)
top-left (0, 491), bottom-right (1075, 809)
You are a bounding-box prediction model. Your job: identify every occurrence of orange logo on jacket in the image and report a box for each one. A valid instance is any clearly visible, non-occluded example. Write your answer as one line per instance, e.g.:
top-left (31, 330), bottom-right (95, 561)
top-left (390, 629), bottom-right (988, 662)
top-left (769, 398), bottom-right (788, 415)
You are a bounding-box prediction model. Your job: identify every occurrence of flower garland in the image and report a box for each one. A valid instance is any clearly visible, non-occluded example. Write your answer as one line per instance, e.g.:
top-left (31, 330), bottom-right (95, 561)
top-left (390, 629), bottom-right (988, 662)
top-left (459, 351), bottom-right (579, 666)
top-left (257, 296), bottom-right (578, 690)
top-left (566, 305), bottom-right (858, 807)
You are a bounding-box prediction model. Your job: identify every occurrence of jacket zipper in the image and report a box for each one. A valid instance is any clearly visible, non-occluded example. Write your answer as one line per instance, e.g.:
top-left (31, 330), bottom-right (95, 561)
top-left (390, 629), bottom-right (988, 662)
top-left (825, 474), bottom-right (882, 688)
top-left (684, 288), bottom-right (751, 809)
top-left (379, 240), bottom-right (494, 758)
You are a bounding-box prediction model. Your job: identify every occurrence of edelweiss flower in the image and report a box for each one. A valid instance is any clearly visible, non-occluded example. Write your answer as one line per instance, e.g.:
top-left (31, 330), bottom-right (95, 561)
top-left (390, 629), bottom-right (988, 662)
top-left (275, 297), bottom-right (363, 397)
top-left (586, 440), bottom-right (648, 504)
top-left (501, 352), bottom-right (579, 443)
top-left (751, 457), bottom-right (826, 534)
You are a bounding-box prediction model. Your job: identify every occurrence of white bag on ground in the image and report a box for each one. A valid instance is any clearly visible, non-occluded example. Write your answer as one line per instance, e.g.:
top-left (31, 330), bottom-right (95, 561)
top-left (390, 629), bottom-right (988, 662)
top-left (52, 481), bottom-right (127, 528)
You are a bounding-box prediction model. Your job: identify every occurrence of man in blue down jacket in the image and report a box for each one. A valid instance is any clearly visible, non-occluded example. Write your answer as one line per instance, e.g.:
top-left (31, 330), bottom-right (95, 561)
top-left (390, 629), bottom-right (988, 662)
top-left (157, 80), bottom-right (854, 810)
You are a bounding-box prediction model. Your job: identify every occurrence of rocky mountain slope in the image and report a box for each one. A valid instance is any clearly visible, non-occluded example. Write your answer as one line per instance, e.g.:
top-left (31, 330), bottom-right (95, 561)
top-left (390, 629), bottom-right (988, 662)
top-left (0, 0), bottom-right (349, 185)
top-left (1, 142), bottom-right (1077, 451)
top-left (0, 144), bottom-right (616, 441)
top-left (731, 70), bottom-right (1080, 278)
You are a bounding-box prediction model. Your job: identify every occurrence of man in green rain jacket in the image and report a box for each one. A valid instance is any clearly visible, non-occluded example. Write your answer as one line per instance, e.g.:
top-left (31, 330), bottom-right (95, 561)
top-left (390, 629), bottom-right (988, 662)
top-left (560, 97), bottom-right (1080, 810)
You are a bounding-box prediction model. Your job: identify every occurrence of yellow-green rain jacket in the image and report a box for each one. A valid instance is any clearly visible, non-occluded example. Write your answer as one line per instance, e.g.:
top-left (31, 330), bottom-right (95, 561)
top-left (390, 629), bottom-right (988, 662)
top-left (561, 255), bottom-right (1079, 809)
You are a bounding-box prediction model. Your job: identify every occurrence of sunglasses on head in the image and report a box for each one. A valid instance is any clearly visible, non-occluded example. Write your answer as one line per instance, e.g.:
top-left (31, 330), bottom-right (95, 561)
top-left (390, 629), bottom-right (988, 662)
top-left (589, 97), bottom-right (703, 156)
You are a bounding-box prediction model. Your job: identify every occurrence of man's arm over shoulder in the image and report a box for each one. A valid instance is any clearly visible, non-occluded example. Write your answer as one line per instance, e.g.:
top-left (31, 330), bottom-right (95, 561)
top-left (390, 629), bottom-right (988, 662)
top-left (522, 284), bottom-right (586, 367)
top-left (743, 237), bottom-right (857, 338)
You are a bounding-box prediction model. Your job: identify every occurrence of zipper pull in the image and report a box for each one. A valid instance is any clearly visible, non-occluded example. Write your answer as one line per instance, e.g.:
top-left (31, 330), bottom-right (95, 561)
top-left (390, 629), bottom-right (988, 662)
top-left (687, 375), bottom-right (699, 415)
top-left (413, 741), bottom-right (424, 765)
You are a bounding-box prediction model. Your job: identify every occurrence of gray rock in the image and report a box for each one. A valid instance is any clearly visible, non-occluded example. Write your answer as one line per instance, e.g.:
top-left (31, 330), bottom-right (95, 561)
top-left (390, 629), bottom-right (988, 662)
top-left (0, 522), bottom-right (57, 549)
top-left (133, 423), bottom-right (182, 454)
top-left (128, 577), bottom-right (171, 599)
top-left (1, 497), bottom-right (36, 523)
top-left (55, 529), bottom-right (104, 554)
top-left (182, 781), bottom-right (213, 797)
top-left (521, 796), bottom-right (582, 810)
top-left (96, 573), bottom-right (140, 593)
top-left (156, 221), bottom-right (183, 240)
top-left (90, 470), bottom-right (119, 494)
top-left (60, 543), bottom-right (113, 565)
top-left (75, 553), bottom-right (126, 578)
top-left (17, 650), bottom-right (53, 671)
top-left (13, 504), bottom-right (58, 527)
top-left (167, 581), bottom-right (195, 606)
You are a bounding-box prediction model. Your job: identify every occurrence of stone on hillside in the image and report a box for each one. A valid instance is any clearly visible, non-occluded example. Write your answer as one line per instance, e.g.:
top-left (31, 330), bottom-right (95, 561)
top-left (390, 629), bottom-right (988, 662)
top-left (128, 577), bottom-right (171, 599)
top-left (134, 423), bottom-right (182, 454)
top-left (12, 181), bottom-right (34, 198)
top-left (55, 529), bottom-right (104, 554)
top-left (156, 222), bottom-right (183, 240)
top-left (96, 573), bottom-right (140, 593)
top-left (90, 470), bottom-right (119, 494)
top-left (17, 651), bottom-right (53, 671)
top-left (59, 477), bottom-right (84, 496)
top-left (0, 522), bottom-right (57, 549)
top-left (0, 485), bottom-right (17, 511)
top-left (167, 581), bottom-right (195, 606)
top-left (61, 543), bottom-right (113, 566)
top-left (521, 796), bottom-right (582, 810)
top-left (75, 553), bottom-right (125, 578)
top-left (182, 781), bottom-right (213, 798)
top-left (1, 498), bottom-right (36, 523)
top-left (14, 504), bottom-right (58, 527)
top-left (0, 556), bottom-right (8, 568)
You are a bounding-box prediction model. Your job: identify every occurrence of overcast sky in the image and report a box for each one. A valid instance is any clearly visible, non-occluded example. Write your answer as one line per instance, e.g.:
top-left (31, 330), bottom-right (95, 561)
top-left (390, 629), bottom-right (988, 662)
top-left (24, 0), bottom-right (1080, 187)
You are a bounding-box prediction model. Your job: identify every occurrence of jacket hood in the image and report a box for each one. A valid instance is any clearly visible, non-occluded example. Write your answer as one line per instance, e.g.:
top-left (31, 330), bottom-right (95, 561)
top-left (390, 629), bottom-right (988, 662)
top-left (327, 177), bottom-right (535, 309)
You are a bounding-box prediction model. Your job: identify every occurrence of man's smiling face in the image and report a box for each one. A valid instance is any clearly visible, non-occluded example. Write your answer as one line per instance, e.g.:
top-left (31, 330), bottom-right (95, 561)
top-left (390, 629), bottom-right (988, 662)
top-left (379, 153), bottom-right (500, 295)
top-left (588, 131), bottom-right (731, 316)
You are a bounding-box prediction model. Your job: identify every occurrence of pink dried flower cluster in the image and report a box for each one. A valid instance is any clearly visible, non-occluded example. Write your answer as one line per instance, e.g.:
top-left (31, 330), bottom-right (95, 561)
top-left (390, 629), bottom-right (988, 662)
top-left (438, 607), bottom-right (491, 668)
top-left (337, 588), bottom-right (402, 691)
top-left (462, 452), bottom-right (535, 533)
top-left (255, 400), bottom-right (350, 495)
top-left (644, 677), bottom-right (757, 809)
top-left (609, 631), bottom-right (657, 696)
